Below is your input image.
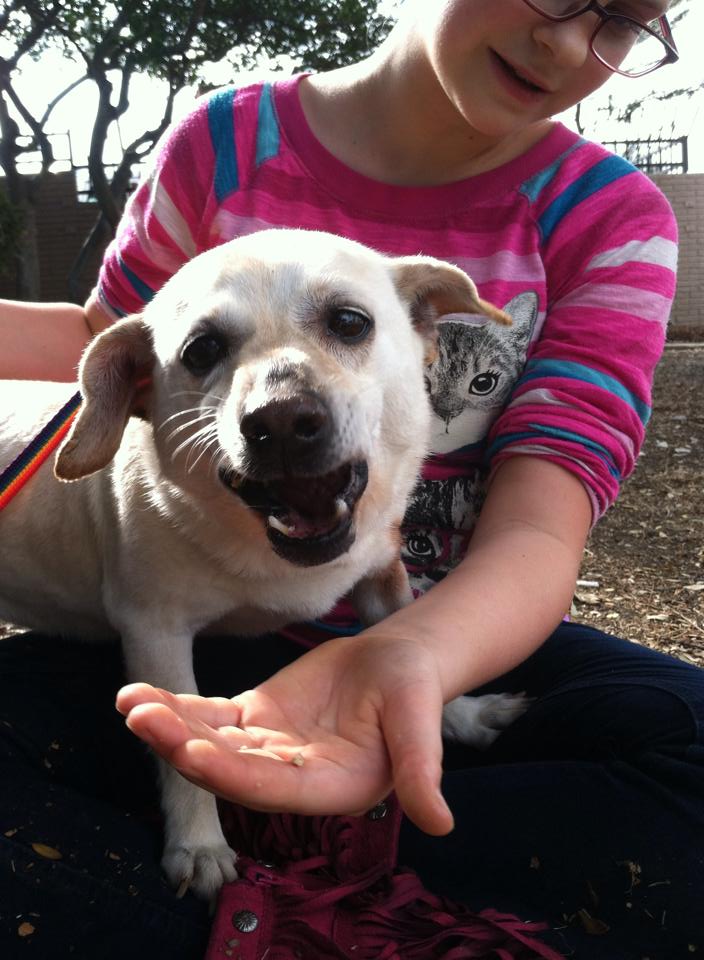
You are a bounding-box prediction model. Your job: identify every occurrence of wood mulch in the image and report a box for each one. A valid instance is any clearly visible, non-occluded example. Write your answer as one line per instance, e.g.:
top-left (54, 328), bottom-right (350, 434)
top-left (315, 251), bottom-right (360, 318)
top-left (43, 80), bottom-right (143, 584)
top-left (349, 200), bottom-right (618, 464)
top-left (574, 344), bottom-right (704, 666)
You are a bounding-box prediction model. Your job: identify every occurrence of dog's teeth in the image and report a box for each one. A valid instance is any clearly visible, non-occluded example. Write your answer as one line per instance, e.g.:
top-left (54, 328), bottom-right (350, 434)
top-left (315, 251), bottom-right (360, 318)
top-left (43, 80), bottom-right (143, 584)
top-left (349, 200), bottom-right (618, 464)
top-left (334, 498), bottom-right (349, 521)
top-left (268, 514), bottom-right (296, 537)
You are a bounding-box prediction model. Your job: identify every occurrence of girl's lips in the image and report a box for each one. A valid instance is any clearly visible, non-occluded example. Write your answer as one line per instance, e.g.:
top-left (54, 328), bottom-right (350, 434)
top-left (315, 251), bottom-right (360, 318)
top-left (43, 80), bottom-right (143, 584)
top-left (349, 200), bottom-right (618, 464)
top-left (489, 50), bottom-right (551, 103)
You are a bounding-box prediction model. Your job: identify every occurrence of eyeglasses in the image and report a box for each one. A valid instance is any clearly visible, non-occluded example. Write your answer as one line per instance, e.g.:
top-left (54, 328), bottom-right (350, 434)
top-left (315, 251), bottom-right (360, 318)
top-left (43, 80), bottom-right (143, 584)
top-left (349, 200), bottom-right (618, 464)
top-left (521, 1), bottom-right (679, 78)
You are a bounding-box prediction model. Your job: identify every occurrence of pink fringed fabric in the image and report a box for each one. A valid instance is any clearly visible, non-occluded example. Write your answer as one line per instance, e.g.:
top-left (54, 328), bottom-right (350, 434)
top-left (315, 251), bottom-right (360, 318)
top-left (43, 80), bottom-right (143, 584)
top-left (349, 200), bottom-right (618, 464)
top-left (206, 799), bottom-right (563, 960)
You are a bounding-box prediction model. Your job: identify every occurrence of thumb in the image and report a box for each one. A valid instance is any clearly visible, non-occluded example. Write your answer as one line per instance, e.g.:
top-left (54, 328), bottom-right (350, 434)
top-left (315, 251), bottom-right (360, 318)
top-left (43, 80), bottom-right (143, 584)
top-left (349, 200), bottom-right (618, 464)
top-left (381, 683), bottom-right (454, 836)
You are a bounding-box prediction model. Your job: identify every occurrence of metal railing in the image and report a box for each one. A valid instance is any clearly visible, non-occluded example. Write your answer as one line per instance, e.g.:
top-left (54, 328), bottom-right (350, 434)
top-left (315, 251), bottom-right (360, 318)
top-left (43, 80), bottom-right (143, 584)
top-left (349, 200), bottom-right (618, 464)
top-left (602, 136), bottom-right (688, 175)
top-left (13, 132), bottom-right (143, 200)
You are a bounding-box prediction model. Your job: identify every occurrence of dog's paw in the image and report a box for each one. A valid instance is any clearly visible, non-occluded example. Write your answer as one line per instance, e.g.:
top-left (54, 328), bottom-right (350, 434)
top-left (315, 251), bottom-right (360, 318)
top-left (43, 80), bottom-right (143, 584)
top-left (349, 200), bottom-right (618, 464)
top-left (441, 692), bottom-right (533, 750)
top-left (162, 841), bottom-right (239, 901)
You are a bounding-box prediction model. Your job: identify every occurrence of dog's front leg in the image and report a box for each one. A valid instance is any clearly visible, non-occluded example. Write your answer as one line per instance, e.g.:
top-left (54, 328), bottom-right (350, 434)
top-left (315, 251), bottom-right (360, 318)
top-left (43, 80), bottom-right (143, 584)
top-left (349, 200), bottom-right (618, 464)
top-left (351, 557), bottom-right (414, 626)
top-left (120, 629), bottom-right (238, 901)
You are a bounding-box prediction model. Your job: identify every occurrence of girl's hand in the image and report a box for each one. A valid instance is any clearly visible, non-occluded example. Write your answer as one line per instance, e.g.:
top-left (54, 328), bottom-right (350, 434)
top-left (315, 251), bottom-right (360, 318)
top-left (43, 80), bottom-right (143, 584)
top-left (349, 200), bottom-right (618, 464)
top-left (116, 633), bottom-right (454, 836)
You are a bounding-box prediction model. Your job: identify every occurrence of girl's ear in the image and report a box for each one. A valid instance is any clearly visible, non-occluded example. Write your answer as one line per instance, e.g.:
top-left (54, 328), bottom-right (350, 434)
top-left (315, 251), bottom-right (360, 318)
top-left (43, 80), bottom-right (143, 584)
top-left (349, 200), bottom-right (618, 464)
top-left (390, 256), bottom-right (511, 362)
top-left (55, 316), bottom-right (154, 481)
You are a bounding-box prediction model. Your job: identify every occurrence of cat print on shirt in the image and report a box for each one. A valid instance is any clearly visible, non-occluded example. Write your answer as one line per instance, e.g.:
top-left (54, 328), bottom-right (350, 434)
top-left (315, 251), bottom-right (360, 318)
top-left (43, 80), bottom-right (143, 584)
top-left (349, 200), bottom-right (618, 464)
top-left (402, 475), bottom-right (485, 591)
top-left (403, 291), bottom-right (539, 592)
top-left (425, 291), bottom-right (539, 455)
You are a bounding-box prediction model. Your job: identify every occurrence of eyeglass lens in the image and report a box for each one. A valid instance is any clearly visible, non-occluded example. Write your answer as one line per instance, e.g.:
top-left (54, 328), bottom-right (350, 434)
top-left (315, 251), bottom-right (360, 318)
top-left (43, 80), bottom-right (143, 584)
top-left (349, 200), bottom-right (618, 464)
top-left (527, 1), bottom-right (671, 76)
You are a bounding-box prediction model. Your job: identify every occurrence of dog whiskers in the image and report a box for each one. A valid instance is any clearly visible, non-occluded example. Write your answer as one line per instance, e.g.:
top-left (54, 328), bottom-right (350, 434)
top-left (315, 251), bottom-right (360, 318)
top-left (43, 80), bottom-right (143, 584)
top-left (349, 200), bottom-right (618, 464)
top-left (208, 448), bottom-right (229, 476)
top-left (158, 406), bottom-right (217, 436)
top-left (187, 443), bottom-right (219, 475)
top-left (171, 422), bottom-right (219, 465)
top-left (164, 414), bottom-right (217, 446)
top-left (185, 431), bottom-right (221, 475)
top-left (167, 390), bottom-right (228, 404)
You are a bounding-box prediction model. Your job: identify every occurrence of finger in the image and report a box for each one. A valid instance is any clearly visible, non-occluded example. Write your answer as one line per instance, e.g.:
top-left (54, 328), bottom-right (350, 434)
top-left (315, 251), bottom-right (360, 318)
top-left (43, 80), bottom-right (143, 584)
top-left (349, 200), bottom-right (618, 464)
top-left (125, 701), bottom-right (303, 769)
top-left (381, 684), bottom-right (454, 837)
top-left (116, 682), bottom-right (165, 715)
top-left (117, 683), bottom-right (244, 729)
top-left (123, 701), bottom-right (201, 756)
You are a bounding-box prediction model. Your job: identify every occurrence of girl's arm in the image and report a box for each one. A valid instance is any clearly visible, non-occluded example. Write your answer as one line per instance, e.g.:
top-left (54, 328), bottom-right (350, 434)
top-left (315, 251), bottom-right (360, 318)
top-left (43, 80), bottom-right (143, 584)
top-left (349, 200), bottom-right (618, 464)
top-left (369, 454), bottom-right (592, 697)
top-left (0, 299), bottom-right (111, 381)
top-left (116, 456), bottom-right (592, 836)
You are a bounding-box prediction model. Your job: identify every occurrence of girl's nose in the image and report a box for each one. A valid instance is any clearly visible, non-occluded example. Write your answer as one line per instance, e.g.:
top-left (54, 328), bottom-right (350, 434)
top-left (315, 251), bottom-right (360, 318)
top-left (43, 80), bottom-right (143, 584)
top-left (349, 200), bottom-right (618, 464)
top-left (531, 16), bottom-right (595, 69)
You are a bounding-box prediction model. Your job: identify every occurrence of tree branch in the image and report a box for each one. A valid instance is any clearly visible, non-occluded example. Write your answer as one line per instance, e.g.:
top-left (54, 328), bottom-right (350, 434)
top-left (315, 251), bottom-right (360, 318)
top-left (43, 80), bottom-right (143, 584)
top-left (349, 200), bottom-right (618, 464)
top-left (39, 75), bottom-right (89, 128)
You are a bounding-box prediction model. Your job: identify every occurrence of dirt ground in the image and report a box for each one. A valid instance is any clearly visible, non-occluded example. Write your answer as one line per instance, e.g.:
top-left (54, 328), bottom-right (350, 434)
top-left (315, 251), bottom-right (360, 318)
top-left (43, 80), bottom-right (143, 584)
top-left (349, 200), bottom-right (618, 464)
top-left (574, 343), bottom-right (704, 666)
top-left (2, 346), bottom-right (703, 664)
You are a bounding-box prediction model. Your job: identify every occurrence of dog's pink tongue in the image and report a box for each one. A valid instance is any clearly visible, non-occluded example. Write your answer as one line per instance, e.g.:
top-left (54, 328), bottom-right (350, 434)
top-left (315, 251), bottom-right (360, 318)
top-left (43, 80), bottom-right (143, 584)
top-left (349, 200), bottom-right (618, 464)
top-left (268, 470), bottom-right (349, 538)
top-left (269, 501), bottom-right (348, 540)
top-left (274, 506), bottom-right (340, 539)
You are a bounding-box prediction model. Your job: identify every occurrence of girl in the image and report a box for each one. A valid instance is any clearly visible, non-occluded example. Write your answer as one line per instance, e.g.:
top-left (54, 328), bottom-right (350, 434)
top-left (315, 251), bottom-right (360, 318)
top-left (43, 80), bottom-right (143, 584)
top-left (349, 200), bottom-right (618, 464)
top-left (1, 2), bottom-right (701, 958)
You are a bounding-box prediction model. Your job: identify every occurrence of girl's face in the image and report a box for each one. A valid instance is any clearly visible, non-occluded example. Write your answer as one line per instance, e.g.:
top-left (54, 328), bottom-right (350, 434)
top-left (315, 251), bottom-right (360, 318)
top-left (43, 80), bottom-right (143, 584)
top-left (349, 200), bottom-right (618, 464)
top-left (412, 0), bottom-right (671, 140)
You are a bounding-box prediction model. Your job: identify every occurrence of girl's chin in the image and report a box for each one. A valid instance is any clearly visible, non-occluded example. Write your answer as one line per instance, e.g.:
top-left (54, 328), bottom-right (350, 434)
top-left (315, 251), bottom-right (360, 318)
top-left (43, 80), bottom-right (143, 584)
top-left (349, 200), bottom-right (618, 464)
top-left (455, 106), bottom-right (546, 145)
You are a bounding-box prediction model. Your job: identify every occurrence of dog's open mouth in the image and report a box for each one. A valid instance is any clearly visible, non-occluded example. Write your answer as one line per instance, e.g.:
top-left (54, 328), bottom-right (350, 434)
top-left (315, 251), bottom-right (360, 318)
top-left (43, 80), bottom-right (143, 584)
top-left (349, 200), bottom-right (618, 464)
top-left (219, 461), bottom-right (368, 566)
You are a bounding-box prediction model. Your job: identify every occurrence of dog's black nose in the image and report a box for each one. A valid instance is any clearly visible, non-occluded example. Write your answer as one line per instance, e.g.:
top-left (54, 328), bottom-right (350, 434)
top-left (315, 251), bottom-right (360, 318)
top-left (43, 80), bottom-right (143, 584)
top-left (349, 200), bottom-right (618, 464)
top-left (240, 394), bottom-right (333, 474)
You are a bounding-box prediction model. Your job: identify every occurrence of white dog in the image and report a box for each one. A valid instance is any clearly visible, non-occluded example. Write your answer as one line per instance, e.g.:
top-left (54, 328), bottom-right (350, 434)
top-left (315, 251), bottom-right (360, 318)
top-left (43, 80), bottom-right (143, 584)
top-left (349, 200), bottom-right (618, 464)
top-left (0, 230), bottom-right (527, 899)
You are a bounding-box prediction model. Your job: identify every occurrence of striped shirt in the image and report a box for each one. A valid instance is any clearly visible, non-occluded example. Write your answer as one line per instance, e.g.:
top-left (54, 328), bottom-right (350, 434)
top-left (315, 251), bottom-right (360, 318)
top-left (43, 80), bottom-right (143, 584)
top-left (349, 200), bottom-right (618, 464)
top-left (92, 74), bottom-right (678, 634)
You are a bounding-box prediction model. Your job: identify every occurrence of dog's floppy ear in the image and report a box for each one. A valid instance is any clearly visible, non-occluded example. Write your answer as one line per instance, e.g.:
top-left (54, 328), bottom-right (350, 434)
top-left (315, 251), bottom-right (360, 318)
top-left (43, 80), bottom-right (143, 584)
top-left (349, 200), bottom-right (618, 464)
top-left (55, 315), bottom-right (154, 481)
top-left (390, 257), bottom-right (511, 363)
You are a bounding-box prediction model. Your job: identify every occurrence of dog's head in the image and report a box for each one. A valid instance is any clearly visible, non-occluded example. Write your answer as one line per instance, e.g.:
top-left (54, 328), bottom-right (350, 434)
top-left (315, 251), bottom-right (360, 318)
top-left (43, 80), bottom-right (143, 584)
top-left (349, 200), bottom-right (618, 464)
top-left (56, 230), bottom-right (509, 567)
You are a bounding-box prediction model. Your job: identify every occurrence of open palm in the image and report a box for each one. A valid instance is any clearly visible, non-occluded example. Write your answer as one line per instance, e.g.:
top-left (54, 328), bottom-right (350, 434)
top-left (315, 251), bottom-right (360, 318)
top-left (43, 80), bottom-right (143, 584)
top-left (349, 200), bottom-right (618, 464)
top-left (116, 632), bottom-right (454, 835)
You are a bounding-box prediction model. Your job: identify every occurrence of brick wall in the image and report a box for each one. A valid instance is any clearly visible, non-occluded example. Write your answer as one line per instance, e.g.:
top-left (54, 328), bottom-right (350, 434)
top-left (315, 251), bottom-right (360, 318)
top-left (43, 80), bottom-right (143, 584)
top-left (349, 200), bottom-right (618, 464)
top-left (0, 171), bottom-right (107, 304)
top-left (2, 170), bottom-right (703, 333)
top-left (651, 174), bottom-right (704, 334)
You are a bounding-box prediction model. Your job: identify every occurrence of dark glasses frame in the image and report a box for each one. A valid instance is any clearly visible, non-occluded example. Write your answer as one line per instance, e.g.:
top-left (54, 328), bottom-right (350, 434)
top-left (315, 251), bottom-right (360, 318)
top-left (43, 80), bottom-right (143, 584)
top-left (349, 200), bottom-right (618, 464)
top-left (521, 0), bottom-right (679, 77)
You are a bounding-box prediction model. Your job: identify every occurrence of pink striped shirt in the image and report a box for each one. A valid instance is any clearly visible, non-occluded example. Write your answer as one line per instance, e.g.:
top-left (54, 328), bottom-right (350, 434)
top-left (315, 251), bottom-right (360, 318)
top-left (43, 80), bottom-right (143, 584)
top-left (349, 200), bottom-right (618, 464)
top-left (93, 74), bottom-right (677, 635)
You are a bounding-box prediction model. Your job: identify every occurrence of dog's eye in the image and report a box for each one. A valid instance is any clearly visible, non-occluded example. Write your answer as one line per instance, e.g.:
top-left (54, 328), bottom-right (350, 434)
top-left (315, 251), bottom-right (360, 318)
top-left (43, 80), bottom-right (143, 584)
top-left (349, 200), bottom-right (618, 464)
top-left (181, 335), bottom-right (226, 374)
top-left (326, 307), bottom-right (372, 343)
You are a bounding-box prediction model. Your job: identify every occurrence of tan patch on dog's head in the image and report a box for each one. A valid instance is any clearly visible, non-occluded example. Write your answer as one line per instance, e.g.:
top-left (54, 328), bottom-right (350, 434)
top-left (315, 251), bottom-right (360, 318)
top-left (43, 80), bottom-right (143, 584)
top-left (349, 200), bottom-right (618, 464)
top-left (390, 257), bottom-right (511, 364)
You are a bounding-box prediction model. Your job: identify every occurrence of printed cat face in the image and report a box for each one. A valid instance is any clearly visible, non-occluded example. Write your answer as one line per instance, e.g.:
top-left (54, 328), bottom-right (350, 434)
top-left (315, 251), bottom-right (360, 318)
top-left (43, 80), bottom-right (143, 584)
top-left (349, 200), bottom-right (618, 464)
top-left (425, 291), bottom-right (539, 454)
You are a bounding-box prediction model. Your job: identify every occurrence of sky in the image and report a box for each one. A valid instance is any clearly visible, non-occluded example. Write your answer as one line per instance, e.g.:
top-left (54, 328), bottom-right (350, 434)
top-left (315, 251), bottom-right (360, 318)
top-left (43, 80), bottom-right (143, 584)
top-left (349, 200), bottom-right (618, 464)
top-left (5, 2), bottom-right (704, 176)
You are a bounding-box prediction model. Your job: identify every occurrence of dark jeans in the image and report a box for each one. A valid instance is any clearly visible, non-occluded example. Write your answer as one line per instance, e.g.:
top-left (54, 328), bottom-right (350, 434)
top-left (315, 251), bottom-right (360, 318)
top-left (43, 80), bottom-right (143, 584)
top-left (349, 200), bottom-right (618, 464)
top-left (1, 623), bottom-right (702, 959)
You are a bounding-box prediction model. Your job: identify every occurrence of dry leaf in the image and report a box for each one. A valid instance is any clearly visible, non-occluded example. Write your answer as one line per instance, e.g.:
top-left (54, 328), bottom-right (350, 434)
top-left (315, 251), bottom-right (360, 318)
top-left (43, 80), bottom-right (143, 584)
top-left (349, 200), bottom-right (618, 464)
top-left (577, 908), bottom-right (610, 935)
top-left (31, 842), bottom-right (62, 860)
top-left (574, 592), bottom-right (600, 605)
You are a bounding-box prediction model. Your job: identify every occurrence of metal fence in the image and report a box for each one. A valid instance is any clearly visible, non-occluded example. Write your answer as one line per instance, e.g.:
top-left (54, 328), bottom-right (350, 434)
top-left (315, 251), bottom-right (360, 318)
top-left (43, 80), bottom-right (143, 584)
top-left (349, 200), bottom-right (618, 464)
top-left (602, 136), bottom-right (689, 175)
top-left (13, 131), bottom-right (144, 201)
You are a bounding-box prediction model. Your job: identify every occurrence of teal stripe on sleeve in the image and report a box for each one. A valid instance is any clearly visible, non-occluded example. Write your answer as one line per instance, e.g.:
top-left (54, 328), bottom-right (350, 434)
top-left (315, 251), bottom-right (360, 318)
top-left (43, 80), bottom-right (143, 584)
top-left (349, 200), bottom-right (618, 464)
top-left (256, 83), bottom-right (281, 166)
top-left (116, 256), bottom-right (155, 304)
top-left (520, 141), bottom-right (582, 203)
top-left (98, 287), bottom-right (128, 318)
top-left (538, 155), bottom-right (635, 242)
top-left (487, 428), bottom-right (621, 480)
top-left (207, 88), bottom-right (239, 202)
top-left (521, 358), bottom-right (651, 424)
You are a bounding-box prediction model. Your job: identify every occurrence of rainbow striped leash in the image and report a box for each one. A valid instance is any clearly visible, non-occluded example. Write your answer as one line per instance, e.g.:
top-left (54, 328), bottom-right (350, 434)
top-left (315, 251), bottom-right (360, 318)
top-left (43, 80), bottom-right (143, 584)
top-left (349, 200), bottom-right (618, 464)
top-left (0, 390), bottom-right (82, 511)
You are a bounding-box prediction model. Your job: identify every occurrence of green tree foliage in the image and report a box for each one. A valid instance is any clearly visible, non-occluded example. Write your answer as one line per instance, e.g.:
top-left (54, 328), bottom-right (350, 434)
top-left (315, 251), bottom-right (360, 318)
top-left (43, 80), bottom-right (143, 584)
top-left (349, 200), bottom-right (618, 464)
top-left (0, 0), bottom-right (390, 297)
